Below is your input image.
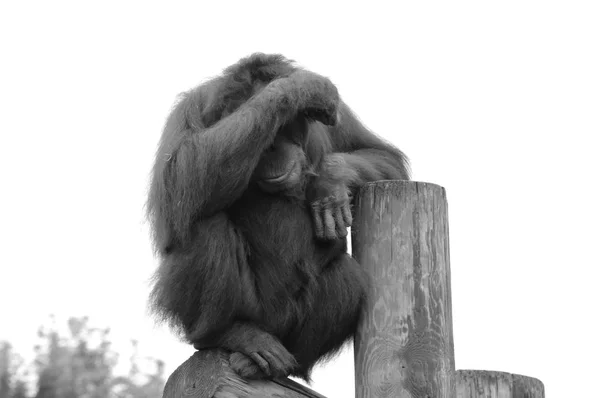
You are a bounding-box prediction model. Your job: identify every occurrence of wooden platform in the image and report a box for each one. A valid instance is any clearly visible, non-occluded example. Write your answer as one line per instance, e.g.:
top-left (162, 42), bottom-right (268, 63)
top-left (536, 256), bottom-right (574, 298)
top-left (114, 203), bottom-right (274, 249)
top-left (162, 350), bottom-right (327, 398)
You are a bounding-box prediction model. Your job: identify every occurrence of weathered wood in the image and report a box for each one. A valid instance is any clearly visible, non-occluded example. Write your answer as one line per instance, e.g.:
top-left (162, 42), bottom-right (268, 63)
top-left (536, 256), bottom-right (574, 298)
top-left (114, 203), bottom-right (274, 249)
top-left (352, 181), bottom-right (456, 398)
top-left (456, 370), bottom-right (544, 398)
top-left (162, 350), bottom-right (327, 398)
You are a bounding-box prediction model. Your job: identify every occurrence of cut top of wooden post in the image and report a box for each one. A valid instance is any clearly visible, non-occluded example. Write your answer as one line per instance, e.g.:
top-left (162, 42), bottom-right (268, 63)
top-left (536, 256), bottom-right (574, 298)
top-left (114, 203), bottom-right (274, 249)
top-left (456, 370), bottom-right (545, 398)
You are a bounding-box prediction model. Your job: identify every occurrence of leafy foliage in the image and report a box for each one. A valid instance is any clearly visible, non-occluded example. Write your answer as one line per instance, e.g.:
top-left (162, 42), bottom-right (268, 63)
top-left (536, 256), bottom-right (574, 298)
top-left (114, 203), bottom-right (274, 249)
top-left (0, 317), bottom-right (165, 398)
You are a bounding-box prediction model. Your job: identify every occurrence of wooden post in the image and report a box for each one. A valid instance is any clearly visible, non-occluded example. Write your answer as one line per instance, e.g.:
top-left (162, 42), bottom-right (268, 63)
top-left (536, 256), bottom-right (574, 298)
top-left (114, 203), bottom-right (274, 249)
top-left (161, 350), bottom-right (327, 398)
top-left (352, 181), bottom-right (456, 398)
top-left (456, 370), bottom-right (544, 398)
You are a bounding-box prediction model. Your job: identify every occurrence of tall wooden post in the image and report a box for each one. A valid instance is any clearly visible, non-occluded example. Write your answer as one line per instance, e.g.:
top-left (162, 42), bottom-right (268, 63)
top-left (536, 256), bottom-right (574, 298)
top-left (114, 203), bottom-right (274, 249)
top-left (353, 181), bottom-right (456, 398)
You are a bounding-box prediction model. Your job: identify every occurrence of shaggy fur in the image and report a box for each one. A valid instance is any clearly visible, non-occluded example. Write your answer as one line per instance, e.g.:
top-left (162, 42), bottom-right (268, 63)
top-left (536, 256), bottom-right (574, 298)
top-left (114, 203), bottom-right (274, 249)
top-left (147, 53), bottom-right (409, 380)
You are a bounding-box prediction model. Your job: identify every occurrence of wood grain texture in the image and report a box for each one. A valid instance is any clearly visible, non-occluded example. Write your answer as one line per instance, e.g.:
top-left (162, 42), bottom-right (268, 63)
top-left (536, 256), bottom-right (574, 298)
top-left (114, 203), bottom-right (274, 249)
top-left (352, 181), bottom-right (456, 398)
top-left (162, 350), bottom-right (327, 398)
top-left (456, 370), bottom-right (544, 398)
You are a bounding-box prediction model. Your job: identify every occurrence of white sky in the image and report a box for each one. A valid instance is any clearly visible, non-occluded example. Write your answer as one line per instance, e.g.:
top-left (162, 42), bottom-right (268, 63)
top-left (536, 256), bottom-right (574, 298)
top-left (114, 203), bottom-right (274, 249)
top-left (1, 1), bottom-right (598, 397)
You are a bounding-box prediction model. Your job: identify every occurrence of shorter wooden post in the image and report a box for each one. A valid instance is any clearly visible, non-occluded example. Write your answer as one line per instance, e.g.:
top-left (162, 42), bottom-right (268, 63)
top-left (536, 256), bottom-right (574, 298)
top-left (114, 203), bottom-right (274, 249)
top-left (162, 350), bottom-right (327, 398)
top-left (456, 370), bottom-right (544, 398)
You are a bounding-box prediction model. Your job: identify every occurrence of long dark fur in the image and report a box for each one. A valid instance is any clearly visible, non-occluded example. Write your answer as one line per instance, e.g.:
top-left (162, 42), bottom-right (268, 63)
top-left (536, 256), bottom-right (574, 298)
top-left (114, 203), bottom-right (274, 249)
top-left (147, 53), bottom-right (409, 380)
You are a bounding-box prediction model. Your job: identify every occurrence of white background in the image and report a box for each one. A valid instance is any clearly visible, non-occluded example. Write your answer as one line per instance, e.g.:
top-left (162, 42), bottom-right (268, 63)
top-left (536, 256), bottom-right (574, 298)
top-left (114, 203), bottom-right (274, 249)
top-left (1, 1), bottom-right (599, 397)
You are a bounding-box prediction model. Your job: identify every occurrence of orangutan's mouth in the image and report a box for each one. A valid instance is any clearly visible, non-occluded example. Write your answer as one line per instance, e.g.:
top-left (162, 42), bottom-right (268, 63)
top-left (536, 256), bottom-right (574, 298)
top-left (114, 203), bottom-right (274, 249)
top-left (262, 165), bottom-right (295, 185)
